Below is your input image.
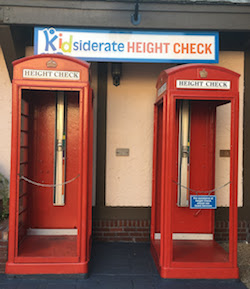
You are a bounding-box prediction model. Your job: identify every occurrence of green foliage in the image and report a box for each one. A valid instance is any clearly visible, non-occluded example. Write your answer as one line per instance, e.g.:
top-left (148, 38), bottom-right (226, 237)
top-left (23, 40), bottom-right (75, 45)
top-left (0, 173), bottom-right (9, 220)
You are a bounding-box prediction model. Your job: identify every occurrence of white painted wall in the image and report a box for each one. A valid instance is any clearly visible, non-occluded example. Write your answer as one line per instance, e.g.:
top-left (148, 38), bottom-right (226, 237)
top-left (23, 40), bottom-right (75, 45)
top-left (0, 47), bottom-right (12, 182)
top-left (106, 52), bottom-right (244, 207)
top-left (106, 63), bottom-right (171, 206)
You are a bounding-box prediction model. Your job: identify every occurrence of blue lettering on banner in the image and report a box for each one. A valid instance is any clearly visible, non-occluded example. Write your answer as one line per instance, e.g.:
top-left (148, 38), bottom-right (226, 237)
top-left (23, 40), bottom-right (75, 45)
top-left (190, 195), bottom-right (217, 209)
top-left (43, 28), bottom-right (58, 51)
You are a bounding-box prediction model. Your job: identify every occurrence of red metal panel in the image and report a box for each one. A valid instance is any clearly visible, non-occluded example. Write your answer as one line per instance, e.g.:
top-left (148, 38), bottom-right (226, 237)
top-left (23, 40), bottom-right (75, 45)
top-left (80, 85), bottom-right (90, 264)
top-left (162, 94), bottom-right (175, 269)
top-left (87, 88), bottom-right (93, 261)
top-left (160, 96), bottom-right (168, 267)
top-left (6, 262), bottom-right (88, 275)
top-left (16, 235), bottom-right (77, 258)
top-left (160, 267), bottom-right (239, 279)
top-left (154, 104), bottom-right (163, 233)
top-left (172, 101), bottom-right (215, 234)
top-left (150, 105), bottom-right (157, 241)
top-left (151, 102), bottom-right (164, 265)
top-left (172, 240), bottom-right (228, 263)
top-left (155, 104), bottom-right (163, 233)
top-left (8, 83), bottom-right (19, 263)
top-left (150, 105), bottom-right (158, 242)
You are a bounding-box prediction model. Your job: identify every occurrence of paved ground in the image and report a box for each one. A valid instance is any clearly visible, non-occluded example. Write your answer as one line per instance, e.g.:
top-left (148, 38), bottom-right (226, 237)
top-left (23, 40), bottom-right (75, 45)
top-left (229, 242), bottom-right (250, 289)
top-left (0, 242), bottom-right (248, 289)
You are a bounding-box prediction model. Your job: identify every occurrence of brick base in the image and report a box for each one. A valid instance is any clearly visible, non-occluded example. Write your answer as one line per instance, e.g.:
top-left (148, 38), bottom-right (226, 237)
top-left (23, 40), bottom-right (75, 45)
top-left (215, 220), bottom-right (249, 242)
top-left (93, 219), bottom-right (250, 243)
top-left (93, 220), bottom-right (150, 242)
top-left (0, 218), bottom-right (8, 273)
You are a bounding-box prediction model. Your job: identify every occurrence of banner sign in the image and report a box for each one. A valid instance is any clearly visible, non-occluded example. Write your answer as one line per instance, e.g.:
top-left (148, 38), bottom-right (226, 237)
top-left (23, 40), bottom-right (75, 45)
top-left (34, 27), bottom-right (219, 63)
top-left (190, 195), bottom-right (217, 209)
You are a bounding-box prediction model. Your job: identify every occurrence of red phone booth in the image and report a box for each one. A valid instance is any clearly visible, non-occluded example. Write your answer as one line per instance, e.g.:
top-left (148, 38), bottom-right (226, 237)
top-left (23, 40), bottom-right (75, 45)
top-left (151, 64), bottom-right (240, 279)
top-left (6, 54), bottom-right (93, 275)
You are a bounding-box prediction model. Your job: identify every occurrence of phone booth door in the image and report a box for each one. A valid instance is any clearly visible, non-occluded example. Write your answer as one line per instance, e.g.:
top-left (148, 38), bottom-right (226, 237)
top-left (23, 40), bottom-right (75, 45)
top-left (151, 64), bottom-right (240, 279)
top-left (6, 55), bottom-right (93, 275)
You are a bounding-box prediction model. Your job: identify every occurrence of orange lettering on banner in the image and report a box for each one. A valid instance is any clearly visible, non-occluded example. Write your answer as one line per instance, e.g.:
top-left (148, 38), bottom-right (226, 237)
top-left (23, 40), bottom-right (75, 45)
top-left (155, 43), bottom-right (163, 53)
top-left (127, 42), bottom-right (170, 54)
top-left (174, 43), bottom-right (181, 54)
top-left (197, 43), bottom-right (204, 54)
top-left (163, 43), bottom-right (170, 53)
top-left (181, 43), bottom-right (189, 54)
top-left (128, 42), bottom-right (213, 55)
top-left (205, 44), bottom-right (212, 54)
top-left (127, 42), bottom-right (135, 53)
top-left (173, 42), bottom-right (212, 55)
top-left (147, 42), bottom-right (154, 53)
top-left (136, 42), bottom-right (142, 53)
top-left (190, 43), bottom-right (196, 54)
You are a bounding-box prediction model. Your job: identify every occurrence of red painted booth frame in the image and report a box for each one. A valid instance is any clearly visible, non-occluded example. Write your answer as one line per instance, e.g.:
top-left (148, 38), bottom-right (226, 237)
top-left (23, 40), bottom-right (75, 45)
top-left (151, 64), bottom-right (240, 279)
top-left (6, 54), bottom-right (93, 275)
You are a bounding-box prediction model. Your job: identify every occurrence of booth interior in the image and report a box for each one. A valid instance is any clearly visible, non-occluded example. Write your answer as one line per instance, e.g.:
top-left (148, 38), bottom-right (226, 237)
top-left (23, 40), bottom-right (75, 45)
top-left (19, 89), bottom-right (80, 259)
top-left (152, 99), bottom-right (231, 260)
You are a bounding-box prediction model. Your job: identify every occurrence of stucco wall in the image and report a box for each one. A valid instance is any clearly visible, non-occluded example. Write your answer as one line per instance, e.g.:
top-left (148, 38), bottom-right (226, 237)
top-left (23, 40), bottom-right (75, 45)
top-left (0, 47), bottom-right (12, 181)
top-left (106, 52), bottom-right (244, 207)
top-left (106, 62), bottom-right (172, 206)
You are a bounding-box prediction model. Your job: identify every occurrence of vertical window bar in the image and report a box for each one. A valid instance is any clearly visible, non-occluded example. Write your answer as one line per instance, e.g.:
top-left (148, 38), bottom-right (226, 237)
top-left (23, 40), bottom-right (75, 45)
top-left (54, 91), bottom-right (66, 206)
top-left (177, 100), bottom-right (191, 207)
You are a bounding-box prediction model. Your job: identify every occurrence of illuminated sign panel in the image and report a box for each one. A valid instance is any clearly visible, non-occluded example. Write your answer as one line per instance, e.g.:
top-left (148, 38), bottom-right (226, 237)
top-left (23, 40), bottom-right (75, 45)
top-left (34, 27), bottom-right (219, 63)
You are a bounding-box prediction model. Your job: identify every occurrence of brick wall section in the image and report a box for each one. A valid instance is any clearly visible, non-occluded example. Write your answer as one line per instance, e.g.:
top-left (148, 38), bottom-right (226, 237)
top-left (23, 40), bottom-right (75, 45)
top-left (92, 220), bottom-right (150, 242)
top-left (93, 219), bottom-right (250, 243)
top-left (0, 219), bottom-right (8, 273)
top-left (215, 220), bottom-right (249, 241)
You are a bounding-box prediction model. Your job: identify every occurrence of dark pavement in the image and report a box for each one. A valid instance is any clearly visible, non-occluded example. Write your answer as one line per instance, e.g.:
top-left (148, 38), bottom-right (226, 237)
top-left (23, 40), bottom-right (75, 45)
top-left (0, 242), bottom-right (247, 289)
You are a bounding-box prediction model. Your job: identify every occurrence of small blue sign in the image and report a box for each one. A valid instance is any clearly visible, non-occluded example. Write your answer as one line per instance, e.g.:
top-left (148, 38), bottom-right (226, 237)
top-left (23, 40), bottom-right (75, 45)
top-left (190, 195), bottom-right (217, 209)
